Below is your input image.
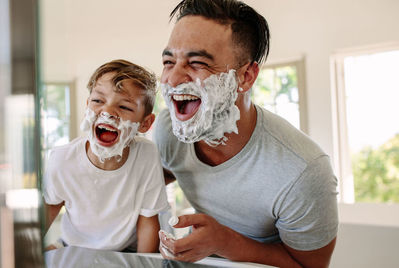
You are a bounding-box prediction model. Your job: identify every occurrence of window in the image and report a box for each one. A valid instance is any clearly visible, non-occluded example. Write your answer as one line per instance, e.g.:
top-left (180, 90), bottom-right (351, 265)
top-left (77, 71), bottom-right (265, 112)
top-left (40, 83), bottom-right (75, 168)
top-left (40, 82), bottom-right (76, 246)
top-left (331, 46), bottom-right (399, 204)
top-left (252, 59), bottom-right (308, 133)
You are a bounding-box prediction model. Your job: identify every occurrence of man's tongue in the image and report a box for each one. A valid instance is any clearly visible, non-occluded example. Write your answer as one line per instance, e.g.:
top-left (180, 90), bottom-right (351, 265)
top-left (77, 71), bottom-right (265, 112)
top-left (99, 131), bottom-right (118, 143)
top-left (180, 99), bottom-right (201, 114)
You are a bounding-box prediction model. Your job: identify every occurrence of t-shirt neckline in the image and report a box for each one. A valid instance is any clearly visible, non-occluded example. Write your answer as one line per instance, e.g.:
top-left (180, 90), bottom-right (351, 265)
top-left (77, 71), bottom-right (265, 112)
top-left (80, 137), bottom-right (136, 175)
top-left (188, 105), bottom-right (262, 171)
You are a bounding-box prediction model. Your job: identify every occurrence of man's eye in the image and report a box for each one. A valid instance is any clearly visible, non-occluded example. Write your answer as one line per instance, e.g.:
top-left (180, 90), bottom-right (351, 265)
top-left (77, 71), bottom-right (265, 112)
top-left (91, 99), bottom-right (102, 103)
top-left (163, 60), bottom-right (174, 66)
top-left (190, 61), bottom-right (209, 68)
top-left (120, 106), bottom-right (133, 111)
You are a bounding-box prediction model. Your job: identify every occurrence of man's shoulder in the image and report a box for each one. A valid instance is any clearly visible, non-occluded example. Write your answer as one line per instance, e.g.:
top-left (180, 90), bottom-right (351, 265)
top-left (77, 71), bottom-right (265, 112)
top-left (155, 108), bottom-right (172, 129)
top-left (256, 106), bottom-right (325, 163)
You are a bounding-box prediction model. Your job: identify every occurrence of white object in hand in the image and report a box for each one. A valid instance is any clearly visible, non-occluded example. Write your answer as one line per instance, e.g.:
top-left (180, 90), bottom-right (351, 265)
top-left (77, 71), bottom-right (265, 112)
top-left (161, 245), bottom-right (175, 258)
top-left (168, 216), bottom-right (179, 226)
top-left (160, 230), bottom-right (176, 240)
top-left (159, 230), bottom-right (177, 258)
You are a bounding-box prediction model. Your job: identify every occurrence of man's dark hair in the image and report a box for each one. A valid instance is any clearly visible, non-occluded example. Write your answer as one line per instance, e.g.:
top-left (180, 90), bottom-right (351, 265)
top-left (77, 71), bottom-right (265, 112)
top-left (170, 0), bottom-right (270, 65)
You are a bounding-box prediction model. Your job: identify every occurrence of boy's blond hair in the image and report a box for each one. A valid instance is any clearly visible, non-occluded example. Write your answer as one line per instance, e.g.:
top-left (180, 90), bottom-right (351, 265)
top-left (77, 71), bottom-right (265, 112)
top-left (87, 59), bottom-right (157, 116)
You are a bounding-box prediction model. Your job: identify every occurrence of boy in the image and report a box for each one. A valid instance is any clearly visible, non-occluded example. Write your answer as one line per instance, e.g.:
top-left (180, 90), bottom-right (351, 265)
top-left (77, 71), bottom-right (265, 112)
top-left (43, 59), bottom-right (169, 252)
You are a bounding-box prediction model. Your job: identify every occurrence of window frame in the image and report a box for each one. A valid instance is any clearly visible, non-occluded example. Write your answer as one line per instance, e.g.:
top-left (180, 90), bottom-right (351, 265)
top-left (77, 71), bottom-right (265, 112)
top-left (330, 42), bottom-right (399, 227)
top-left (258, 56), bottom-right (308, 134)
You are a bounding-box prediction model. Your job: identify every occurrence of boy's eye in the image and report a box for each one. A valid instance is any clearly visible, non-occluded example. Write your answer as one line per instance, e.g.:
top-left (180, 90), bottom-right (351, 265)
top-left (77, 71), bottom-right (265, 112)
top-left (91, 99), bottom-right (102, 103)
top-left (120, 106), bottom-right (133, 112)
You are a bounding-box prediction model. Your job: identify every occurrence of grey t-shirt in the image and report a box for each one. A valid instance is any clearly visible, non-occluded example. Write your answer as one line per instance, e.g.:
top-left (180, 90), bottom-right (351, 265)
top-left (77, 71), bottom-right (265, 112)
top-left (154, 105), bottom-right (338, 251)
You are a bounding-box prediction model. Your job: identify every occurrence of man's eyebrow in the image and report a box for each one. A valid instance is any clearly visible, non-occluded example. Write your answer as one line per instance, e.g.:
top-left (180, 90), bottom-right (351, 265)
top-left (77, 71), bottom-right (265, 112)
top-left (162, 48), bottom-right (214, 61)
top-left (162, 49), bottom-right (173, 57)
top-left (187, 50), bottom-right (214, 61)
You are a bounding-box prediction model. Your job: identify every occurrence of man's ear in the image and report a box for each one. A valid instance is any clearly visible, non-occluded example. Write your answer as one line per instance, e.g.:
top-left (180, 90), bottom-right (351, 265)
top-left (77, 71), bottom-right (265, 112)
top-left (138, 113), bottom-right (155, 133)
top-left (236, 62), bottom-right (259, 93)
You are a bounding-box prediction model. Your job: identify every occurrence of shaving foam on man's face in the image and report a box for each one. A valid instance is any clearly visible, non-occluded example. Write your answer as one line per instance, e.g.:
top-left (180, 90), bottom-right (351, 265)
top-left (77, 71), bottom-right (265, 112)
top-left (161, 69), bottom-right (240, 146)
top-left (80, 108), bottom-right (140, 162)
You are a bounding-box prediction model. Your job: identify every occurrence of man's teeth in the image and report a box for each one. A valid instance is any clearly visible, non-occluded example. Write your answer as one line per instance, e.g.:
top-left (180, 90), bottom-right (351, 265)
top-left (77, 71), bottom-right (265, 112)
top-left (173, 95), bottom-right (199, 101)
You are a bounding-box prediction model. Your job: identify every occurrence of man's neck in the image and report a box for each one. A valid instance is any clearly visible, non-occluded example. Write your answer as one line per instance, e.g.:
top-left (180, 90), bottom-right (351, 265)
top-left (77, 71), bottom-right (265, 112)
top-left (194, 102), bottom-right (257, 166)
top-left (85, 141), bottom-right (129, 170)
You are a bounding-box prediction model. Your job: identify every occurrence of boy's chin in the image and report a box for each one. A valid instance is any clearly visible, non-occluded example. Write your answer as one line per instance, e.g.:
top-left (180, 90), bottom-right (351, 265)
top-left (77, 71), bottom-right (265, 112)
top-left (96, 138), bottom-right (119, 147)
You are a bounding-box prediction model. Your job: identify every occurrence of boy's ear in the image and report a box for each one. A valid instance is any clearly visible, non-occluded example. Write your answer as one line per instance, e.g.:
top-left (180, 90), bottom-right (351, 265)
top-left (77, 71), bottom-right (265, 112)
top-left (138, 113), bottom-right (155, 133)
top-left (236, 62), bottom-right (259, 93)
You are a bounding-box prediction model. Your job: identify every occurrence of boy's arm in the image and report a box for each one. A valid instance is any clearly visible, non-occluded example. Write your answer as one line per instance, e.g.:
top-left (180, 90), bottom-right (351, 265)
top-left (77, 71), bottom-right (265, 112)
top-left (45, 201), bottom-right (64, 234)
top-left (137, 214), bottom-right (161, 253)
top-left (163, 168), bottom-right (176, 185)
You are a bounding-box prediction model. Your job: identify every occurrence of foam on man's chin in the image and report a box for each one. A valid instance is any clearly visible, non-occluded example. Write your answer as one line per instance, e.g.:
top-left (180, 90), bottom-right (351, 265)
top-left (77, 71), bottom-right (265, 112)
top-left (161, 69), bottom-right (240, 146)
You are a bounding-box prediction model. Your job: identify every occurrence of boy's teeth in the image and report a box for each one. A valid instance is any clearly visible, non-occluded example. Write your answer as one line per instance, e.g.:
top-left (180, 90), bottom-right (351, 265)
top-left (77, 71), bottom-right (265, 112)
top-left (98, 125), bottom-right (116, 132)
top-left (173, 95), bottom-right (199, 101)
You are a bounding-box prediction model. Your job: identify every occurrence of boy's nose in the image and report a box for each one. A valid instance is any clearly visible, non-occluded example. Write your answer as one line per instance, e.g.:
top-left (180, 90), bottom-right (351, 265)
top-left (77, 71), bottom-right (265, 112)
top-left (100, 107), bottom-right (118, 119)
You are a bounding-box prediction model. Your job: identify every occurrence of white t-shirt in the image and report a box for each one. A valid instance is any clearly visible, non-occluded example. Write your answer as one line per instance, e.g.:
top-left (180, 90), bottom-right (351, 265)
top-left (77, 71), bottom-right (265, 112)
top-left (43, 136), bottom-right (170, 251)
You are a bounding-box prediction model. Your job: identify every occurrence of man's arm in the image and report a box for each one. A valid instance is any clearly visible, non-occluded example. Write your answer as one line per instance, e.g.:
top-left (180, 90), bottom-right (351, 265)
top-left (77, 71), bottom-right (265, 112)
top-left (137, 215), bottom-right (161, 253)
top-left (159, 214), bottom-right (336, 268)
top-left (283, 238), bottom-right (336, 268)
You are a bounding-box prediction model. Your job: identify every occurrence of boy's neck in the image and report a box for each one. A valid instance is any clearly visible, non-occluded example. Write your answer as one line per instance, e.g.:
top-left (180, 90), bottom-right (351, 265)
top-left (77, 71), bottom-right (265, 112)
top-left (85, 141), bottom-right (130, 170)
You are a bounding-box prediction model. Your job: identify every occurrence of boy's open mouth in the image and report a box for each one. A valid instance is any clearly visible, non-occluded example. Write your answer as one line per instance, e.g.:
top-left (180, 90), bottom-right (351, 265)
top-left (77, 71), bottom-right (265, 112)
top-left (172, 94), bottom-right (201, 121)
top-left (95, 123), bottom-right (119, 147)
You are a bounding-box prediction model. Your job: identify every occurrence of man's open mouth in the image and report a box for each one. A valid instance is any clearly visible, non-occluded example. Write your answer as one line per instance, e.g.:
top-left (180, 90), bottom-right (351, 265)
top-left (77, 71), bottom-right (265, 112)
top-left (172, 94), bottom-right (201, 121)
top-left (95, 123), bottom-right (119, 147)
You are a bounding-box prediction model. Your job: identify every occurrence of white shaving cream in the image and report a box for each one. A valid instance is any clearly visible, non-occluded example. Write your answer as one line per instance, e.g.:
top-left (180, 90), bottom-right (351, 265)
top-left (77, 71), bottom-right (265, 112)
top-left (80, 108), bottom-right (140, 163)
top-left (161, 69), bottom-right (240, 146)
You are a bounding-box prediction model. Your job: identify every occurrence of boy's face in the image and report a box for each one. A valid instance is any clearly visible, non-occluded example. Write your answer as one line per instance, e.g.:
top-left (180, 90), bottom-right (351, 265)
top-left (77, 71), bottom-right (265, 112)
top-left (87, 72), bottom-right (150, 148)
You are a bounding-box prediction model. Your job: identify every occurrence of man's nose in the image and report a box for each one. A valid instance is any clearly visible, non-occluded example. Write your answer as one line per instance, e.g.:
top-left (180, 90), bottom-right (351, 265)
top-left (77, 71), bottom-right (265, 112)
top-left (164, 64), bottom-right (191, 88)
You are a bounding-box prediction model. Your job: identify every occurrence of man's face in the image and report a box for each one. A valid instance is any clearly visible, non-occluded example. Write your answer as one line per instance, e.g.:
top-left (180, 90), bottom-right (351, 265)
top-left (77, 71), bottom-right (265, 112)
top-left (161, 15), bottom-right (240, 123)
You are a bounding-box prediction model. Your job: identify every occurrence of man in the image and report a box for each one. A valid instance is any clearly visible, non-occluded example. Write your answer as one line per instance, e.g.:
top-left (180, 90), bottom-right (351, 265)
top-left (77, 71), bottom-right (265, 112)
top-left (154, 0), bottom-right (338, 267)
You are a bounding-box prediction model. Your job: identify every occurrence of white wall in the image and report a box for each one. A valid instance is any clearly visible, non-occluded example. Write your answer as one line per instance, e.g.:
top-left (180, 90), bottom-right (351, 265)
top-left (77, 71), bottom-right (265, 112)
top-left (331, 223), bottom-right (399, 268)
top-left (40, 0), bottom-right (399, 155)
top-left (40, 0), bottom-right (179, 132)
top-left (40, 0), bottom-right (399, 267)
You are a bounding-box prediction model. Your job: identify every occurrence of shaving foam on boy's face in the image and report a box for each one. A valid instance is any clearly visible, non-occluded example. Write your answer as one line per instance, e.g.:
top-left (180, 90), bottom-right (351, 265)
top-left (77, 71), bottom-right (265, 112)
top-left (161, 69), bottom-right (240, 146)
top-left (80, 109), bottom-right (140, 162)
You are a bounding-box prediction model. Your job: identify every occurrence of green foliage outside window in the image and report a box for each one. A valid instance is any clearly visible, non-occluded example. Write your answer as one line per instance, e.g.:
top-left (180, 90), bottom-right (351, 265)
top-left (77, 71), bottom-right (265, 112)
top-left (41, 84), bottom-right (70, 151)
top-left (253, 66), bottom-right (298, 108)
top-left (153, 88), bottom-right (166, 115)
top-left (352, 134), bottom-right (399, 203)
top-left (252, 65), bottom-right (300, 129)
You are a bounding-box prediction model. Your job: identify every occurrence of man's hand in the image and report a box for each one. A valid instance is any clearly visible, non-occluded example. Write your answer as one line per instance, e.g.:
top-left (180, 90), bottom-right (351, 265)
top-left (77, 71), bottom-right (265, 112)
top-left (158, 213), bottom-right (229, 262)
top-left (158, 213), bottom-right (335, 267)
